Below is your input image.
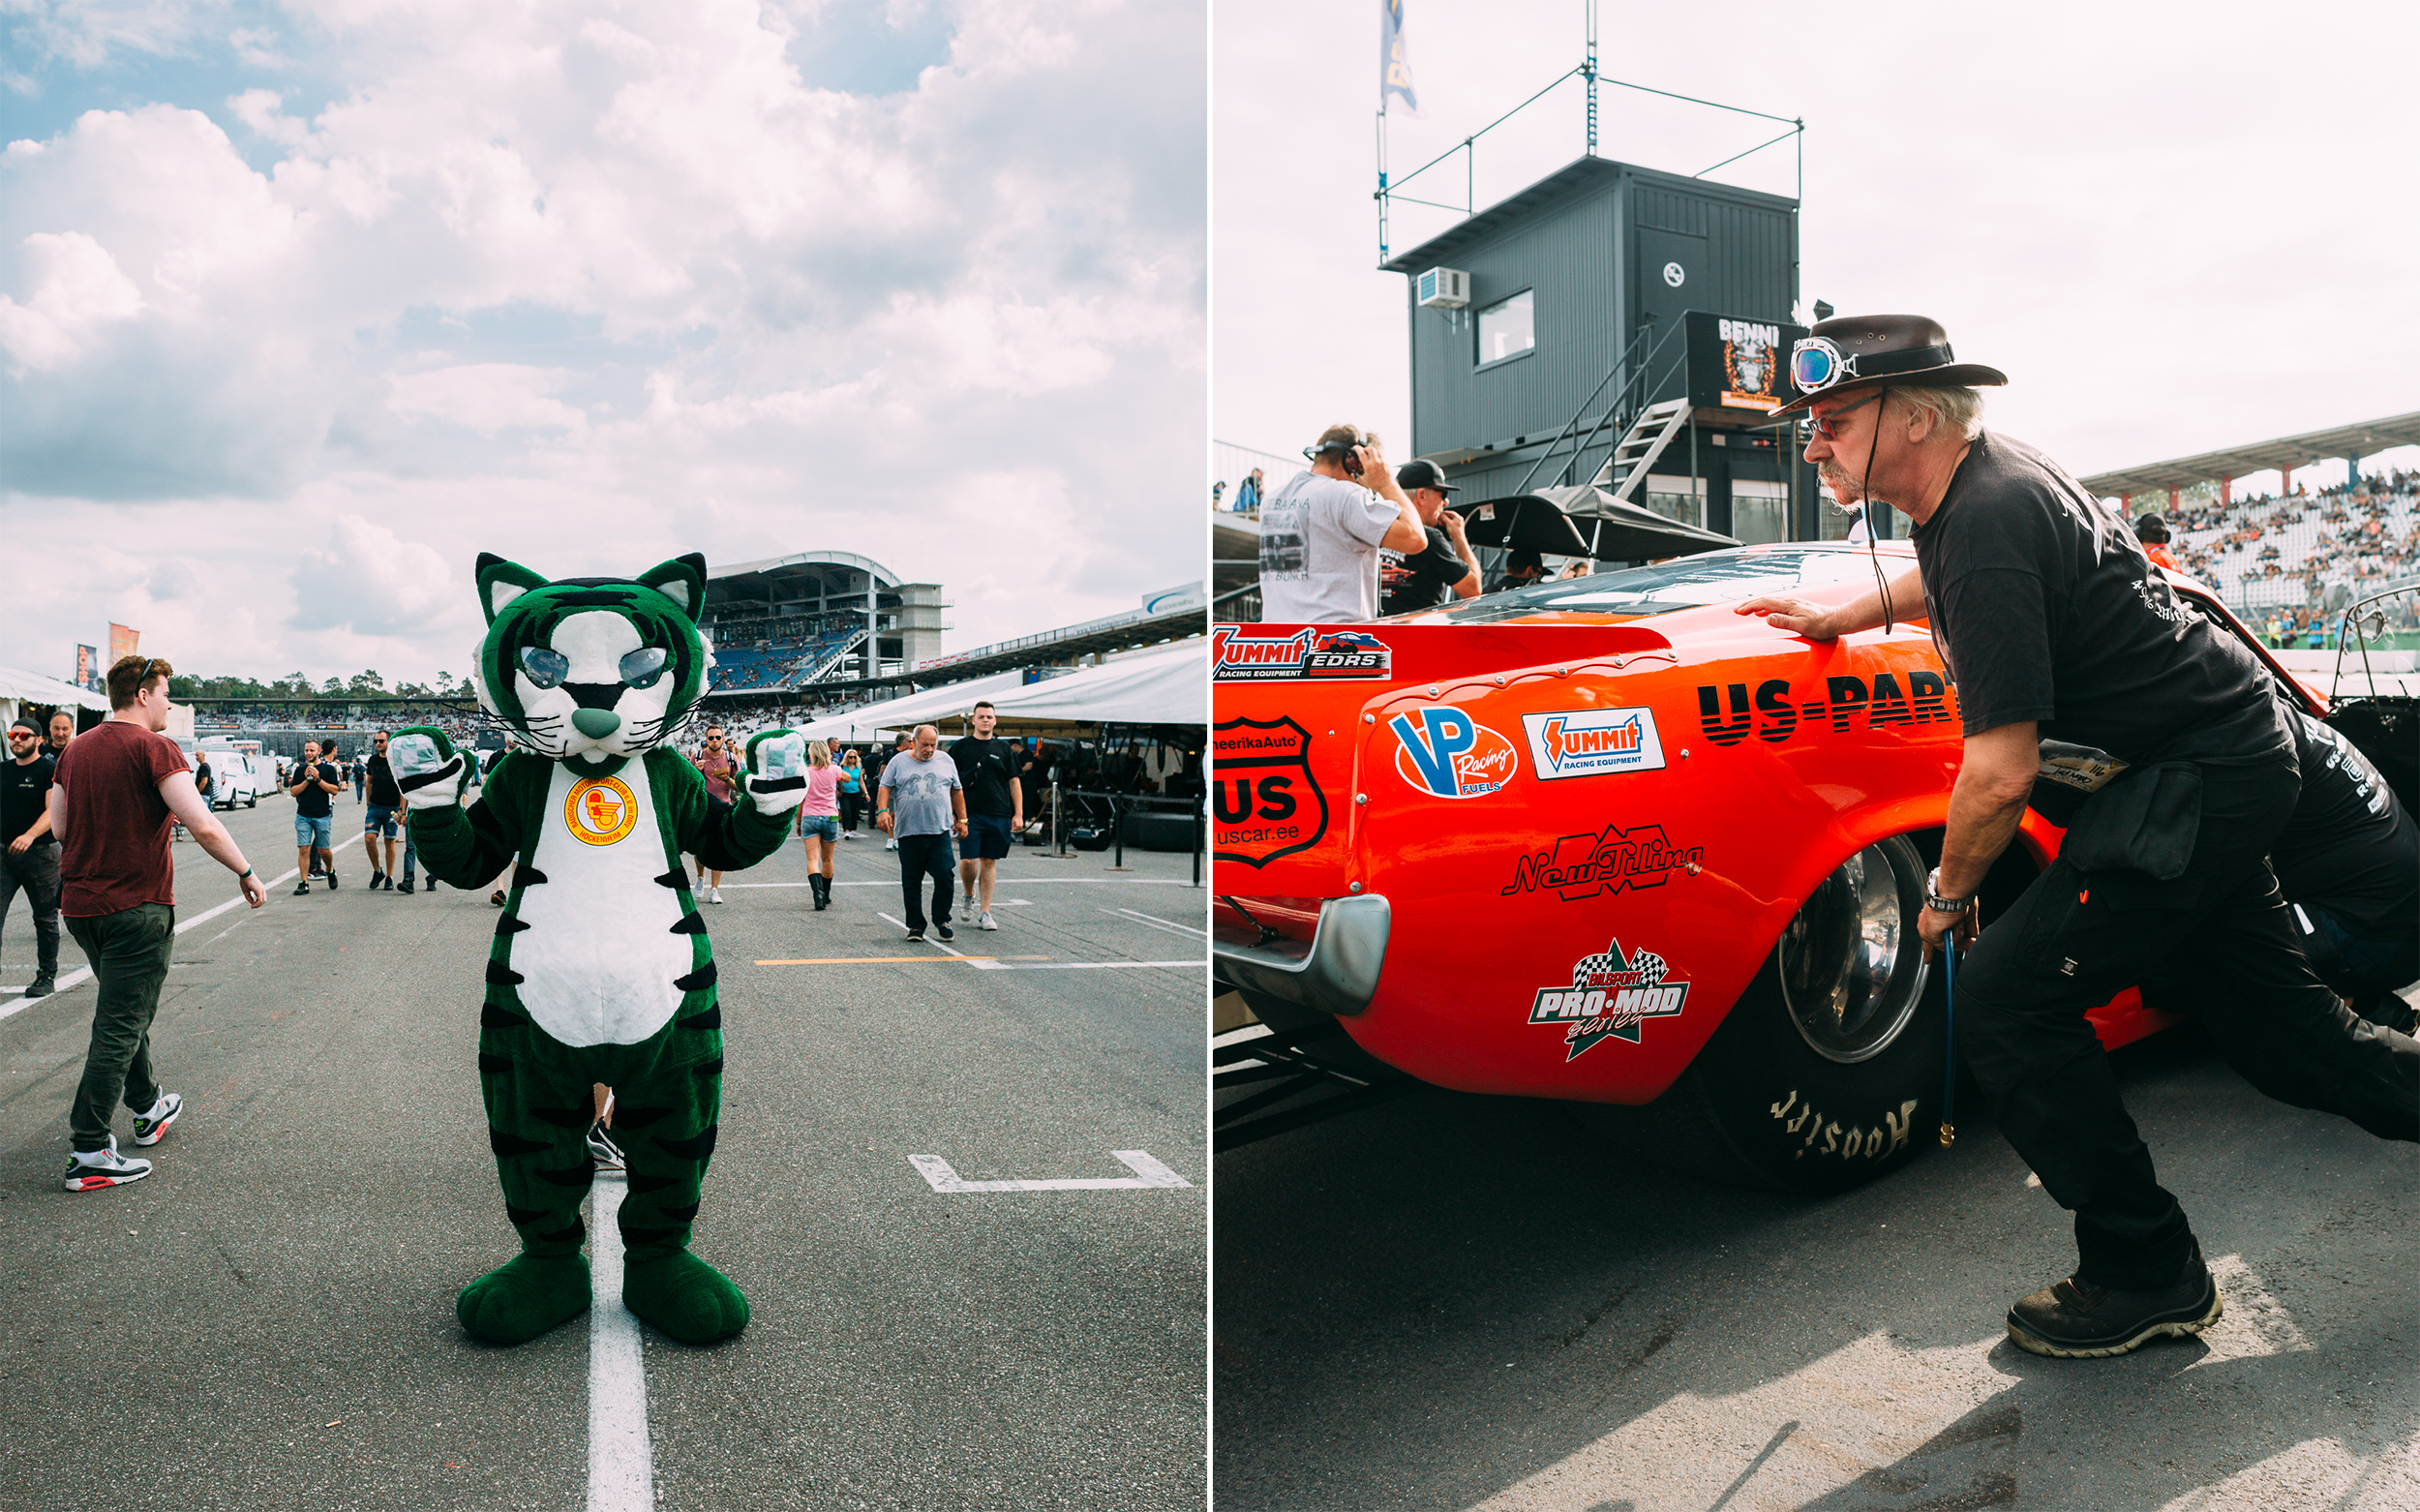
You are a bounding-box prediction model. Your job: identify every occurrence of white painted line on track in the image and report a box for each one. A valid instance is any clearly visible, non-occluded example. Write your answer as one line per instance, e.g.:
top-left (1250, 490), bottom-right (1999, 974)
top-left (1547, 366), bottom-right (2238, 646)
top-left (0, 866), bottom-right (300, 1024)
top-left (727, 877), bottom-right (1193, 889)
top-left (874, 912), bottom-right (1004, 969)
top-left (588, 1174), bottom-right (653, 1511)
top-left (908, 1150), bottom-right (1192, 1193)
top-left (997, 960), bottom-right (1203, 971)
top-left (1100, 907), bottom-right (1208, 939)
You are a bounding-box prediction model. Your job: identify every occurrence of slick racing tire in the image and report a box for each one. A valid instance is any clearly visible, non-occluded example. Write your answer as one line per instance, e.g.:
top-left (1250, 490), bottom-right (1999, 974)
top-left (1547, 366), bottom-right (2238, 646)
top-left (1645, 833), bottom-right (2037, 1197)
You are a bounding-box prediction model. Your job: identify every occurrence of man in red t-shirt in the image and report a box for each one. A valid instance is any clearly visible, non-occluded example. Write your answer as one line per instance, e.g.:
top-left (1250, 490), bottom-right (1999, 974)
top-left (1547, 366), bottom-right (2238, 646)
top-left (48, 655), bottom-right (268, 1192)
top-left (689, 725), bottom-right (738, 904)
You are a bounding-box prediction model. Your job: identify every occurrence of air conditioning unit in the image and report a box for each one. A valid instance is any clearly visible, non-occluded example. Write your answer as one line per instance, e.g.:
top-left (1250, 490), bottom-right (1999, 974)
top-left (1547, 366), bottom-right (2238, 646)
top-left (1416, 267), bottom-right (1470, 310)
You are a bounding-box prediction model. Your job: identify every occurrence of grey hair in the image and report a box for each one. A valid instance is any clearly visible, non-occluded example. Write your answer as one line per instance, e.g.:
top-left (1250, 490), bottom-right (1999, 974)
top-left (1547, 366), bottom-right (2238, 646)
top-left (1887, 385), bottom-right (1985, 443)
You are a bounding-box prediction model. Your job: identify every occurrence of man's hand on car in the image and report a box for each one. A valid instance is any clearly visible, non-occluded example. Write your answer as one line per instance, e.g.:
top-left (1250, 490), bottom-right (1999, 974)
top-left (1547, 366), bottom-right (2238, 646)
top-left (1736, 595), bottom-right (1841, 639)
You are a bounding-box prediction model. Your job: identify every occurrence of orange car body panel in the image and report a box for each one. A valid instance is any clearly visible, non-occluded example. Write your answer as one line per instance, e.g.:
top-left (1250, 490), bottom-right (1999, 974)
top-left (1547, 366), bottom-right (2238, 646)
top-left (1213, 545), bottom-right (2313, 1104)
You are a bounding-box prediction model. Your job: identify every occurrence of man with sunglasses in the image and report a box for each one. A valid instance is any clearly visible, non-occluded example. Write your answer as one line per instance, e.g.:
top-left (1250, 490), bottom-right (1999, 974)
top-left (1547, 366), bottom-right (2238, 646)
top-left (1740, 314), bottom-right (2416, 1360)
top-left (691, 726), bottom-right (736, 902)
top-left (3, 717), bottom-right (63, 998)
top-left (361, 731), bottom-right (406, 889)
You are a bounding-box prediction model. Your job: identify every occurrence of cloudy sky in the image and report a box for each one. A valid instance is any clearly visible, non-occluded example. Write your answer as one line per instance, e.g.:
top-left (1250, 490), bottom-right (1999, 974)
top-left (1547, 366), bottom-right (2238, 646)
top-left (1, 0), bottom-right (1204, 689)
top-left (1214, 1), bottom-right (2420, 499)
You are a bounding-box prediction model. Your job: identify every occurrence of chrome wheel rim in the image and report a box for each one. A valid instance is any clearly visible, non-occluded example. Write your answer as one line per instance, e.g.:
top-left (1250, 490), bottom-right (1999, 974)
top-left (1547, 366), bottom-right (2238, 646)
top-left (1778, 835), bottom-right (1930, 1064)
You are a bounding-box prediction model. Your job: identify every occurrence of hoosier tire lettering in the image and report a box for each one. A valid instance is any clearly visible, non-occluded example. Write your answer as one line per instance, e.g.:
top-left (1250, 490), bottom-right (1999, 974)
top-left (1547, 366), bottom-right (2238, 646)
top-left (1768, 1089), bottom-right (1921, 1163)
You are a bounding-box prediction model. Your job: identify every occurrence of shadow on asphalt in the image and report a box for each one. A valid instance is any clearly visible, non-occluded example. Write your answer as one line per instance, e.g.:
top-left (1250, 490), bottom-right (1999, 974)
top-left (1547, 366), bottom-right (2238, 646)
top-left (1212, 1025), bottom-right (2417, 1511)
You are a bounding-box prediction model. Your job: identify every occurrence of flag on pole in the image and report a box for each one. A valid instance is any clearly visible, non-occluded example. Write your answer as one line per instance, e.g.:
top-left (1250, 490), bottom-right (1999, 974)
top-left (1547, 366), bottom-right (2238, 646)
top-left (1379, 0), bottom-right (1418, 115)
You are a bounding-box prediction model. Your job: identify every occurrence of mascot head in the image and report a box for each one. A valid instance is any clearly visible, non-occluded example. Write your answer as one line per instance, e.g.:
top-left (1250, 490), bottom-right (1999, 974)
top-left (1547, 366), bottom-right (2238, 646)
top-left (472, 552), bottom-right (713, 767)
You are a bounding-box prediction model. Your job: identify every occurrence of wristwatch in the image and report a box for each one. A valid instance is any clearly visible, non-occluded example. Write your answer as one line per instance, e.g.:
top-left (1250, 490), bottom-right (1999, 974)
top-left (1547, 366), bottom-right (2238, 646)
top-left (1924, 867), bottom-right (1974, 915)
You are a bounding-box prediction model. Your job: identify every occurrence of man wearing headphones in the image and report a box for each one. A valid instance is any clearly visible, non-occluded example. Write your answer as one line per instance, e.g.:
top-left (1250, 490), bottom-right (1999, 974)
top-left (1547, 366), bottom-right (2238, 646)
top-left (1256, 424), bottom-right (1426, 623)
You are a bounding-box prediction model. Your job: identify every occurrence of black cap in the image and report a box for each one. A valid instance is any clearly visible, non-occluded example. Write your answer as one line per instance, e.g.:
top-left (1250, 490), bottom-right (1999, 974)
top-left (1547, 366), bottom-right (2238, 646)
top-left (2133, 512), bottom-right (2169, 543)
top-left (1396, 459), bottom-right (1459, 494)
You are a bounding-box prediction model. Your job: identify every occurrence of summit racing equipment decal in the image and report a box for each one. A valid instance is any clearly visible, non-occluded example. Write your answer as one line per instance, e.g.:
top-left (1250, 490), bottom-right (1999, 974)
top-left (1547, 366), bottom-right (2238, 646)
top-left (1210, 625), bottom-right (1391, 681)
top-left (1502, 823), bottom-right (1703, 901)
top-left (1528, 938), bottom-right (1688, 1059)
top-left (1521, 708), bottom-right (1667, 780)
top-left (1212, 715), bottom-right (1329, 867)
top-left (1696, 672), bottom-right (1956, 745)
top-left (1389, 708), bottom-right (1518, 800)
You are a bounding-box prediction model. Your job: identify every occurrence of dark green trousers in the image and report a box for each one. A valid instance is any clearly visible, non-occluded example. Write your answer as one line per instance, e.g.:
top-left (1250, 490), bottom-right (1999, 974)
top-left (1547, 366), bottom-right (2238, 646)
top-left (65, 902), bottom-right (175, 1152)
top-left (478, 1005), bottom-right (723, 1261)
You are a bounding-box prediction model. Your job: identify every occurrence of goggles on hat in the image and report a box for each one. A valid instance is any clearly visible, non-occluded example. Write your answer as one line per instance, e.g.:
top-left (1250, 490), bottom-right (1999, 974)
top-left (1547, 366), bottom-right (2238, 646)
top-left (1790, 336), bottom-right (1856, 395)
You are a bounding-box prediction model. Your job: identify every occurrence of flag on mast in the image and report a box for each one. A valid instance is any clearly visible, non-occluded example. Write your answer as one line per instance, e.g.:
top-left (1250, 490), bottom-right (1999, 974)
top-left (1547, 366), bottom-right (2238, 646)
top-left (1379, 0), bottom-right (1418, 115)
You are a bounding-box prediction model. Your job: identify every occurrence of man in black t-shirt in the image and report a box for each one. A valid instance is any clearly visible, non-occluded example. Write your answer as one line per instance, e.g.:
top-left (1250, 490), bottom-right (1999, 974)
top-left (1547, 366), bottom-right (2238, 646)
top-left (2, 718), bottom-right (63, 996)
top-left (1379, 460), bottom-right (1481, 617)
top-left (288, 740), bottom-right (343, 894)
top-left (949, 702), bottom-right (1021, 931)
top-left (360, 731), bottom-right (406, 890)
top-left (1746, 314), bottom-right (2416, 1361)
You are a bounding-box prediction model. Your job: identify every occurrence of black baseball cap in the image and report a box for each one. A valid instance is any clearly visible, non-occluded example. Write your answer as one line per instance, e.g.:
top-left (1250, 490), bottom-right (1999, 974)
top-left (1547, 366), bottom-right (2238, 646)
top-left (1396, 459), bottom-right (1460, 494)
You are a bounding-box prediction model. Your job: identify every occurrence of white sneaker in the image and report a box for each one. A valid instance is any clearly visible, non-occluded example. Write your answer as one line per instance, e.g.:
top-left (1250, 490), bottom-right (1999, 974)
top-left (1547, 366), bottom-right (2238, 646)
top-left (64, 1136), bottom-right (152, 1192)
top-left (978, 911), bottom-right (998, 931)
top-left (708, 887), bottom-right (724, 904)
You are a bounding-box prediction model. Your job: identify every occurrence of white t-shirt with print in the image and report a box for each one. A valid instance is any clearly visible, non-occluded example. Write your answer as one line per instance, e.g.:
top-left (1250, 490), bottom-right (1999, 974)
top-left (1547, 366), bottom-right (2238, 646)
top-left (1256, 469), bottom-right (1402, 623)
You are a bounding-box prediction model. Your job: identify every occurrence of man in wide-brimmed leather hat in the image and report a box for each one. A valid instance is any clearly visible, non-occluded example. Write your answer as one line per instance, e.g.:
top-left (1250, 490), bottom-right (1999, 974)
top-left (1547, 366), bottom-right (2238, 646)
top-left (1739, 313), bottom-right (2417, 1360)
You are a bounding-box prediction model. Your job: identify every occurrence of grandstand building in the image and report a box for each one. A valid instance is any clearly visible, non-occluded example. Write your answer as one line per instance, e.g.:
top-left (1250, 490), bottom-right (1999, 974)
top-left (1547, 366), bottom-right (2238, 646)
top-left (2083, 411), bottom-right (2420, 617)
top-left (700, 552), bottom-right (948, 693)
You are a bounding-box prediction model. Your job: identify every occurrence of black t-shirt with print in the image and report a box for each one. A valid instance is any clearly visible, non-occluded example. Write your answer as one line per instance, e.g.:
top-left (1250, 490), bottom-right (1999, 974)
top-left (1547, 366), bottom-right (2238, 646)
top-left (2271, 704), bottom-right (2417, 935)
top-left (1379, 525), bottom-right (1475, 618)
top-left (1, 754), bottom-right (56, 845)
top-left (949, 735), bottom-right (1018, 817)
top-left (1911, 431), bottom-right (2284, 768)
top-left (291, 759), bottom-right (338, 818)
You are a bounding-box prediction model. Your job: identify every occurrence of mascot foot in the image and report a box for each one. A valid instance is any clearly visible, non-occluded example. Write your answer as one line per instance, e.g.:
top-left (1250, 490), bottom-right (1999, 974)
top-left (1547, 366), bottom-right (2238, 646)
top-left (457, 1253), bottom-right (592, 1345)
top-left (623, 1250), bottom-right (750, 1346)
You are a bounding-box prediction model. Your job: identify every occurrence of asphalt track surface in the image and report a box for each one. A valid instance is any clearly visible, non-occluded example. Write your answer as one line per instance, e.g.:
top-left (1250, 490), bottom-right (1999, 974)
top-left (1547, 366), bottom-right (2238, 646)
top-left (0, 797), bottom-right (1206, 1510)
top-left (1216, 1020), bottom-right (2420, 1511)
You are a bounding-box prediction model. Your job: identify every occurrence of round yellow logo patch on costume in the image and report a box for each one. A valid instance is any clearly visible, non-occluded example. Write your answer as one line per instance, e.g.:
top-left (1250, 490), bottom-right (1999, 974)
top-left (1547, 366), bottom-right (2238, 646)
top-left (564, 775), bottom-right (638, 845)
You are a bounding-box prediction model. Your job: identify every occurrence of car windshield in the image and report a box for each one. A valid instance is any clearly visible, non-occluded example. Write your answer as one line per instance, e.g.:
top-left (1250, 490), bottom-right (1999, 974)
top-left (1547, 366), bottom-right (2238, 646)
top-left (1429, 547), bottom-right (1895, 623)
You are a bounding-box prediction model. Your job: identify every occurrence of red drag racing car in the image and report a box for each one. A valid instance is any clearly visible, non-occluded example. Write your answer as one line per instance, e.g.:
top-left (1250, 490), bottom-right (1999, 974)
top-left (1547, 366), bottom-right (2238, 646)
top-left (1211, 542), bottom-right (2389, 1193)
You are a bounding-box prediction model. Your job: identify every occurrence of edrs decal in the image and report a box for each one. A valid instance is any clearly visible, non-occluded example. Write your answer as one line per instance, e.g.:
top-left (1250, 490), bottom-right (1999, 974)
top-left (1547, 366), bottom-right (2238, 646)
top-left (1521, 708), bottom-right (1666, 780)
top-left (1211, 715), bottom-right (1329, 867)
top-left (1528, 938), bottom-right (1688, 1059)
top-left (1211, 625), bottom-right (1391, 681)
top-left (1389, 708), bottom-right (1517, 799)
top-left (1502, 823), bottom-right (1703, 901)
top-left (1696, 671), bottom-right (1956, 746)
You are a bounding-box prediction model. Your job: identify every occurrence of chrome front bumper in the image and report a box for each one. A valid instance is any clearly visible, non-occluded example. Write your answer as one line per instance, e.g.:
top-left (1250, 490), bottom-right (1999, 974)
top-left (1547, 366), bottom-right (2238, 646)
top-left (1210, 893), bottom-right (1391, 1018)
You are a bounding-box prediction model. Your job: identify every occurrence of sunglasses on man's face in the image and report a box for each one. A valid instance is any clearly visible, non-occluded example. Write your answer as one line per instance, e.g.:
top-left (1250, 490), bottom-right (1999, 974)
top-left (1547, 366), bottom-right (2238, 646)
top-left (1808, 389), bottom-right (1884, 441)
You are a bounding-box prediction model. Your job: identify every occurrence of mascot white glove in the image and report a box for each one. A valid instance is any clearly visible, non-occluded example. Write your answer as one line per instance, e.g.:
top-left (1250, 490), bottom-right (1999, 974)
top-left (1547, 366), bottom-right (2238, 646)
top-left (389, 728), bottom-right (474, 811)
top-left (741, 730), bottom-right (810, 818)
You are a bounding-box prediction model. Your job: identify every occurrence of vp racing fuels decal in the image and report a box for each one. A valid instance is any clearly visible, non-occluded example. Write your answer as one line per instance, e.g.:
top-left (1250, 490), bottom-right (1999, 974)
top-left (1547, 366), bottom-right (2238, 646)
top-left (1212, 715), bottom-right (1329, 867)
top-left (1521, 707), bottom-right (1666, 779)
top-left (1528, 938), bottom-right (1687, 1059)
top-left (1501, 823), bottom-right (1702, 901)
top-left (1389, 708), bottom-right (1517, 799)
top-left (1696, 671), bottom-right (1956, 746)
top-left (1211, 625), bottom-right (1390, 681)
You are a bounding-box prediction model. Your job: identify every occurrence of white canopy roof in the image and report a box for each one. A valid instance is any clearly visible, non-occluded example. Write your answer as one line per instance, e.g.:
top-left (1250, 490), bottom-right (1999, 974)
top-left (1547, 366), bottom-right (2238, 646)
top-left (793, 641), bottom-right (1203, 741)
top-left (0, 664), bottom-right (110, 711)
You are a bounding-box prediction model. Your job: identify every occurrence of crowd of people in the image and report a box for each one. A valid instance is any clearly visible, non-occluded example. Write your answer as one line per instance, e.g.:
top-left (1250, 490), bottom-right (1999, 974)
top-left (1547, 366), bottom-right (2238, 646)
top-left (2151, 471), bottom-right (2420, 613)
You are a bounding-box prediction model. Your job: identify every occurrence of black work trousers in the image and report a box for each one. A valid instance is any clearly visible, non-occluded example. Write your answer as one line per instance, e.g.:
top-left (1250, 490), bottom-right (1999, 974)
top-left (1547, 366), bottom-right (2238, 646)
top-left (895, 832), bottom-right (956, 932)
top-left (1957, 754), bottom-right (2419, 1290)
top-left (2, 839), bottom-right (62, 977)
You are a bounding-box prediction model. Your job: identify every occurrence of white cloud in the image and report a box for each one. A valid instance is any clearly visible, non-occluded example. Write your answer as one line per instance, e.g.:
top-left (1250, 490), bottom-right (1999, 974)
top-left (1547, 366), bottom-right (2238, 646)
top-left (387, 362), bottom-right (588, 435)
top-left (0, 0), bottom-right (1204, 685)
top-left (288, 513), bottom-right (467, 639)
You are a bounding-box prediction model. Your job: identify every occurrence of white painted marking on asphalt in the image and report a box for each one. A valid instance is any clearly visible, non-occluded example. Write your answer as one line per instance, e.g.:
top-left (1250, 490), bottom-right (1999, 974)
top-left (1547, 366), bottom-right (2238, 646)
top-left (730, 878), bottom-right (1192, 888)
top-left (589, 1174), bottom-right (653, 1511)
top-left (874, 911), bottom-right (1004, 967)
top-left (1100, 907), bottom-right (1208, 939)
top-left (908, 1150), bottom-right (1192, 1193)
top-left (997, 960), bottom-right (1203, 971)
top-left (0, 867), bottom-right (300, 1023)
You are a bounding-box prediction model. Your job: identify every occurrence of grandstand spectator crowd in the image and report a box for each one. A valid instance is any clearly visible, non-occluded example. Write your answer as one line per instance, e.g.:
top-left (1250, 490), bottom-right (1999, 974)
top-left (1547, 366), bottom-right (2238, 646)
top-left (2157, 469), bottom-right (2420, 619)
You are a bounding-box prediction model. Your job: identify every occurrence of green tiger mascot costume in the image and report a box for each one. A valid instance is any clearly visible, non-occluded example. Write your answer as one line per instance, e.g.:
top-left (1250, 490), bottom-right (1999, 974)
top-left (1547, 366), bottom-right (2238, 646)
top-left (388, 552), bottom-right (804, 1346)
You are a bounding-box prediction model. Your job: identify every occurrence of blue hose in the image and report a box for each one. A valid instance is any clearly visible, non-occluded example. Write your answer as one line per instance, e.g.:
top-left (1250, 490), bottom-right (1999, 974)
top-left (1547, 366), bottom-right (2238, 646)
top-left (1940, 941), bottom-right (1958, 1147)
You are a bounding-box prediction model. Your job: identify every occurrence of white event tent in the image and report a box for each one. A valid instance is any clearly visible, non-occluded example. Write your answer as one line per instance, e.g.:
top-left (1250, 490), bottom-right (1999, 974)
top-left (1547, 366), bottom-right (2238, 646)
top-left (0, 663), bottom-right (111, 732)
top-left (795, 641), bottom-right (1203, 742)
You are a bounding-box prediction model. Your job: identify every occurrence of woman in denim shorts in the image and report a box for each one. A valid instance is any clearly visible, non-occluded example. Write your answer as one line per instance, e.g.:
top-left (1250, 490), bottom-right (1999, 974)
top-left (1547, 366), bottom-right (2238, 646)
top-left (797, 741), bottom-right (843, 911)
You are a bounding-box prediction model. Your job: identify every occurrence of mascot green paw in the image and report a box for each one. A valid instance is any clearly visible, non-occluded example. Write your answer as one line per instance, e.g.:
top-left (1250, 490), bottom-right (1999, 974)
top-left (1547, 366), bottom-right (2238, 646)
top-left (623, 1250), bottom-right (750, 1346)
top-left (457, 1253), bottom-right (592, 1345)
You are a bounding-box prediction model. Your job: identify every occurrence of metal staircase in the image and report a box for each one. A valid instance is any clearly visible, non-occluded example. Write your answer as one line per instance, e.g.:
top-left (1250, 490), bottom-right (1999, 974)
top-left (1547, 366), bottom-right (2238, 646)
top-left (789, 625), bottom-right (871, 688)
top-left (1589, 398), bottom-right (1691, 503)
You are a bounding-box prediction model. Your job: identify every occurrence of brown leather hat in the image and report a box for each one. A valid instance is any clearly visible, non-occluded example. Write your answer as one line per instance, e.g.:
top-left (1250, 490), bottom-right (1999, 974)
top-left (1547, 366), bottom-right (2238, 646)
top-left (1771, 313), bottom-right (2007, 415)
